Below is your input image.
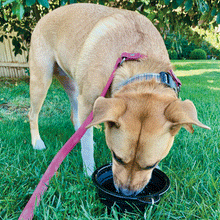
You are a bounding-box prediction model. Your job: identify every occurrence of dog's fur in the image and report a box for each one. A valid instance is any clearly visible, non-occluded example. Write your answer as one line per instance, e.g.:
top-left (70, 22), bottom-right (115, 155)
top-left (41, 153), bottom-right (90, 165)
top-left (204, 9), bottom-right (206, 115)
top-left (29, 3), bottom-right (210, 196)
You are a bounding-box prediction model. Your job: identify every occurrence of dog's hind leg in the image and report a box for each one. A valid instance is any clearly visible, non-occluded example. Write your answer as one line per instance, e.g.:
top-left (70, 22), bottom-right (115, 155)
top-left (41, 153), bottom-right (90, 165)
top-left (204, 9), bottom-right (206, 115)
top-left (28, 46), bottom-right (54, 150)
top-left (54, 66), bottom-right (81, 131)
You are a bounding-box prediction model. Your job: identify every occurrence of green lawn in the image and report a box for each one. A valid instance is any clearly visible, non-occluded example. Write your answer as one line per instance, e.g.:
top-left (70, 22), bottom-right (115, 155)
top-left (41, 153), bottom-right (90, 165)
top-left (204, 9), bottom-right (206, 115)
top-left (0, 60), bottom-right (219, 219)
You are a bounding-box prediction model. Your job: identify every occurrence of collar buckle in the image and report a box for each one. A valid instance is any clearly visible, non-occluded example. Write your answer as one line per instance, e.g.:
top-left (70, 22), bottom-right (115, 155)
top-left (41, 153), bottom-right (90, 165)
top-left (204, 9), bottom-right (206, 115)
top-left (159, 72), bottom-right (181, 95)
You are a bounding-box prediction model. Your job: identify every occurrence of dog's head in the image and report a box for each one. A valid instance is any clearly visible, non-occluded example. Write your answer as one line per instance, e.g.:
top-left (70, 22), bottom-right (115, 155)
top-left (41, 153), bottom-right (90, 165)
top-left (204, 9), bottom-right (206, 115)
top-left (87, 87), bottom-right (210, 196)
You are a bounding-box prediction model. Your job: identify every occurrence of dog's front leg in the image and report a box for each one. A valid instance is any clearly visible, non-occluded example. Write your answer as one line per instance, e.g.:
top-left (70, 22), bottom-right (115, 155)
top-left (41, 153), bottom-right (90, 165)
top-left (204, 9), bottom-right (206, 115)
top-left (81, 127), bottom-right (95, 176)
top-left (78, 95), bottom-right (96, 176)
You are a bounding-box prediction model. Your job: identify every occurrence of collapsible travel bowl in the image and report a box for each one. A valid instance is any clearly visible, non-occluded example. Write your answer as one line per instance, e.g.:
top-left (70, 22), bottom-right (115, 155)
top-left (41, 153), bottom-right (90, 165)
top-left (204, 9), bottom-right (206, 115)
top-left (92, 164), bottom-right (170, 212)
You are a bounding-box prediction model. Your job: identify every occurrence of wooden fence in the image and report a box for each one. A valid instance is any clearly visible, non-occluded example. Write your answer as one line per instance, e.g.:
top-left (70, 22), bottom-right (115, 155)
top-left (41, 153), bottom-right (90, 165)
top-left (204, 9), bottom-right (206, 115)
top-left (0, 32), bottom-right (29, 78)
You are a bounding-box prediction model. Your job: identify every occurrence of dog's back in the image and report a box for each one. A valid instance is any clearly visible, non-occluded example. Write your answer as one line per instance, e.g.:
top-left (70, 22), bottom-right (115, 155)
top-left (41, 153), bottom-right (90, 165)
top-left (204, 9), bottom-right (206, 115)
top-left (30, 4), bottom-right (115, 65)
top-left (30, 3), bottom-right (169, 79)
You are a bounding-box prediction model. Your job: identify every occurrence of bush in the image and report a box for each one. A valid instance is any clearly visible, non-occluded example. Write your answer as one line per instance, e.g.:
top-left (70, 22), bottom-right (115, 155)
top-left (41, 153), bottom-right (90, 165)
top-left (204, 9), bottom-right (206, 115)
top-left (165, 34), bottom-right (197, 59)
top-left (181, 40), bottom-right (197, 59)
top-left (189, 49), bottom-right (207, 60)
top-left (164, 32), bottom-right (220, 60)
top-left (168, 49), bottom-right (178, 60)
top-left (210, 47), bottom-right (220, 60)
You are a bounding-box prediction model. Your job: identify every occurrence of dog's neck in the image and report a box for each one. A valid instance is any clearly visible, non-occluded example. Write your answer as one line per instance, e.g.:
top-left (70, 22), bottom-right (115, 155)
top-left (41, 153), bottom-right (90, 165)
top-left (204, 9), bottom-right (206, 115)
top-left (113, 78), bottom-right (177, 99)
top-left (111, 58), bottom-right (177, 98)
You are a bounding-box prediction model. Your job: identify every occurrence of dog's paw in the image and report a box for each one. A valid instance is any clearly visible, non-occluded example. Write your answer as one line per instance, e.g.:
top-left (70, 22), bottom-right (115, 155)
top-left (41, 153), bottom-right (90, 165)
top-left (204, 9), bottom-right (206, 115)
top-left (84, 169), bottom-right (94, 177)
top-left (83, 163), bottom-right (95, 177)
top-left (33, 139), bottom-right (46, 150)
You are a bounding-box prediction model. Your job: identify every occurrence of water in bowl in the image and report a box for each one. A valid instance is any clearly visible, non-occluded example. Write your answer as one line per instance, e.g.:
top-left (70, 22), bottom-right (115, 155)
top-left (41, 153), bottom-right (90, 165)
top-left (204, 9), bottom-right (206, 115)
top-left (101, 171), bottom-right (162, 196)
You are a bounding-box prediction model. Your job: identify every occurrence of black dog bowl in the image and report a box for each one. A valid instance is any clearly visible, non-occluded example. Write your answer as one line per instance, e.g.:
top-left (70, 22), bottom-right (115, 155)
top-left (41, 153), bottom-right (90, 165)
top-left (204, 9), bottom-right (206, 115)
top-left (92, 164), bottom-right (170, 212)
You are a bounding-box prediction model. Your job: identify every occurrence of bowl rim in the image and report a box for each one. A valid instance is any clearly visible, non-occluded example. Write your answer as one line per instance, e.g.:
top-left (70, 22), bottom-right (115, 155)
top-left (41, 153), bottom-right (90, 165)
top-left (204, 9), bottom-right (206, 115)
top-left (92, 163), bottom-right (170, 201)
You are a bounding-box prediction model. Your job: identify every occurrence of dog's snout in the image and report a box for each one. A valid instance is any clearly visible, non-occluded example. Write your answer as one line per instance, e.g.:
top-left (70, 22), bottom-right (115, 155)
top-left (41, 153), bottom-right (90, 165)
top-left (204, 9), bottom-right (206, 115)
top-left (120, 188), bottom-right (135, 196)
top-left (114, 180), bottom-right (136, 196)
top-left (119, 186), bottom-right (145, 196)
top-left (113, 174), bottom-right (148, 196)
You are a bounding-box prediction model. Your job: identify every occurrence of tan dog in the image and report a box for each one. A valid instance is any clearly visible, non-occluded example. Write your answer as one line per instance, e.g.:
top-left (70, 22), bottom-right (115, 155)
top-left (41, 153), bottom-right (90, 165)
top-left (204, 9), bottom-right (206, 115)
top-left (29, 3), bottom-right (210, 196)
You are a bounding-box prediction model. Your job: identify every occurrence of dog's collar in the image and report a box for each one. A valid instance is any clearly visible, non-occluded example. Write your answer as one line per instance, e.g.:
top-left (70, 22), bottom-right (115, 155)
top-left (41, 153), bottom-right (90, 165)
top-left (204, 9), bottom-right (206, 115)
top-left (115, 55), bottom-right (181, 95)
top-left (116, 71), bottom-right (180, 94)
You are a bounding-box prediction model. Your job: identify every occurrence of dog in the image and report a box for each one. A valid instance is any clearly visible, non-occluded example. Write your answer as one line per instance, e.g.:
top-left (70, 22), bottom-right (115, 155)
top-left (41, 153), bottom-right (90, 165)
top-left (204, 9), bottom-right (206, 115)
top-left (28, 3), bottom-right (210, 196)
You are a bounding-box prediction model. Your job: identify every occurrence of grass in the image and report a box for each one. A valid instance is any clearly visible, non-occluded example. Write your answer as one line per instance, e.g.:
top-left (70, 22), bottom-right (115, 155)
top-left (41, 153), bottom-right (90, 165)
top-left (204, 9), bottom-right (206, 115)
top-left (0, 60), bottom-right (219, 219)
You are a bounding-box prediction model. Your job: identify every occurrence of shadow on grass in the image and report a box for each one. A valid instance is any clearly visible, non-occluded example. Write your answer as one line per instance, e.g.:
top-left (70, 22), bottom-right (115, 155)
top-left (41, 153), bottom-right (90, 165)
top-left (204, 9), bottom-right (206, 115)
top-left (172, 60), bottom-right (220, 71)
top-left (172, 60), bottom-right (220, 77)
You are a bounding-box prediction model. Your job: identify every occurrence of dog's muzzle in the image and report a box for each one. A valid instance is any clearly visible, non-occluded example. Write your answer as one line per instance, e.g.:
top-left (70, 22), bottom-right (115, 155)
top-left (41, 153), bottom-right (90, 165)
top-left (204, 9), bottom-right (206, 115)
top-left (114, 181), bottom-right (145, 196)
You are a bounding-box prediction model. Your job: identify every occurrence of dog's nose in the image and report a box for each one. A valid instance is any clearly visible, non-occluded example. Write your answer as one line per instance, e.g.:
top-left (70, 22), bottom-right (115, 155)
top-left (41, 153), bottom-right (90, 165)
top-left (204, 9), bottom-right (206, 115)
top-left (120, 188), bottom-right (135, 196)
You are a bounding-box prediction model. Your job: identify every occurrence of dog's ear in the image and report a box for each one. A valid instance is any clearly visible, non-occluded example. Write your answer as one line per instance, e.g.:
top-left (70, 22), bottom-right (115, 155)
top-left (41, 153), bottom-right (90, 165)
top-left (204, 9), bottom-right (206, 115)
top-left (86, 97), bottom-right (126, 129)
top-left (164, 99), bottom-right (210, 135)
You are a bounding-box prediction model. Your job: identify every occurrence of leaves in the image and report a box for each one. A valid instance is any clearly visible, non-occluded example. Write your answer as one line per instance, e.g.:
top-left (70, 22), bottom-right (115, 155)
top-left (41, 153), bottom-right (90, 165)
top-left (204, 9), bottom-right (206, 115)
top-left (185, 0), bottom-right (193, 12)
top-left (165, 0), bottom-right (171, 5)
top-left (99, 0), bottom-right (105, 5)
top-left (211, 8), bottom-right (217, 17)
top-left (0, 35), bottom-right (4, 42)
top-left (12, 2), bottom-right (25, 20)
top-left (2, 0), bottom-right (25, 20)
top-left (217, 12), bottom-right (220, 24)
top-left (37, 0), bottom-right (49, 8)
top-left (1, 0), bottom-right (219, 58)
top-left (2, 0), bottom-right (16, 7)
top-left (198, 0), bottom-right (209, 14)
top-left (61, 0), bottom-right (68, 6)
top-left (26, 0), bottom-right (36, 7)
top-left (12, 37), bottom-right (22, 56)
top-left (172, 1), bottom-right (179, 9)
top-left (69, 0), bottom-right (77, 3)
top-left (176, 0), bottom-right (184, 6)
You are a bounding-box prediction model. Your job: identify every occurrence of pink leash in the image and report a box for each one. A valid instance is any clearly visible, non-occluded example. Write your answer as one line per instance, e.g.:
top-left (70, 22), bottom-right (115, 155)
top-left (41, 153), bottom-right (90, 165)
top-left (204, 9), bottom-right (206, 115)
top-left (19, 52), bottom-right (146, 220)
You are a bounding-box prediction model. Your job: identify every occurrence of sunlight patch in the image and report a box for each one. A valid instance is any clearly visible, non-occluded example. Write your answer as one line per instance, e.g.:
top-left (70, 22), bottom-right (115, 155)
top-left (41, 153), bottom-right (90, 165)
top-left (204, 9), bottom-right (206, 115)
top-left (208, 86), bottom-right (220, 91)
top-left (207, 80), bottom-right (214, 83)
top-left (174, 69), bottom-right (220, 77)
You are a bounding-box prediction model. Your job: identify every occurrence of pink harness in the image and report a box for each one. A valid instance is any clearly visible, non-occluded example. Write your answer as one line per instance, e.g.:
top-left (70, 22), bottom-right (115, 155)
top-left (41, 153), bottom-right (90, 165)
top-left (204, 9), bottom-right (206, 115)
top-left (19, 52), bottom-right (181, 219)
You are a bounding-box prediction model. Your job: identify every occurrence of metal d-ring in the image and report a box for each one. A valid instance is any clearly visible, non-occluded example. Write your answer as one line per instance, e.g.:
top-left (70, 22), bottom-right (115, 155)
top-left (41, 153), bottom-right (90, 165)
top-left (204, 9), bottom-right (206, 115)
top-left (120, 57), bottom-right (126, 66)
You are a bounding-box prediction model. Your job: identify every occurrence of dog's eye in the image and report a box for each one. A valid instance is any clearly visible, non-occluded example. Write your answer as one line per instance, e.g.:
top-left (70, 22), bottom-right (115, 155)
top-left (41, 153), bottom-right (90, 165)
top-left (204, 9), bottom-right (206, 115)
top-left (108, 121), bottom-right (120, 129)
top-left (143, 162), bottom-right (158, 170)
top-left (112, 151), bottom-right (125, 165)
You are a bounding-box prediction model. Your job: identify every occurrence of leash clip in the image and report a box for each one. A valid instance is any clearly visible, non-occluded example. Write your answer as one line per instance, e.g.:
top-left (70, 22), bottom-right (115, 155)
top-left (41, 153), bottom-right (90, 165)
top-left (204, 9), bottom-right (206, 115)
top-left (119, 57), bottom-right (126, 66)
